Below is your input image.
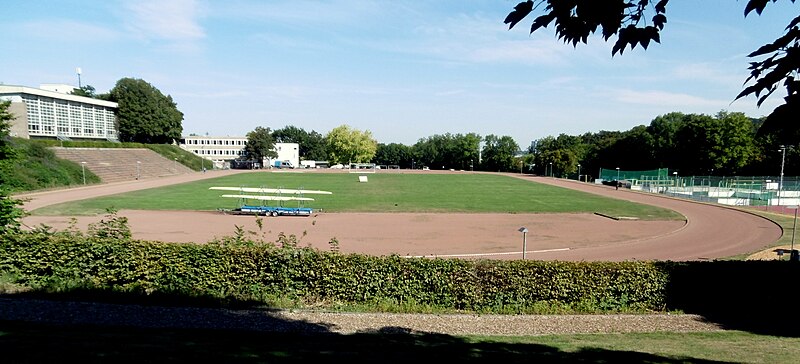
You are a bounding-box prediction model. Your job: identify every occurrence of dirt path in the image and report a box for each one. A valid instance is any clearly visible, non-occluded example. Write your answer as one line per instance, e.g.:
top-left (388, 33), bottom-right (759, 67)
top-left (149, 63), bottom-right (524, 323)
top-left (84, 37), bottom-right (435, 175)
top-left (15, 170), bottom-right (782, 261)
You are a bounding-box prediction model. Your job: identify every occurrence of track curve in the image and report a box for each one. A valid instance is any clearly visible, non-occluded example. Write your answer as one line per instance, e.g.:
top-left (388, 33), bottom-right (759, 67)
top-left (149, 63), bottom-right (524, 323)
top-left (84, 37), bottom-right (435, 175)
top-left (519, 176), bottom-right (782, 261)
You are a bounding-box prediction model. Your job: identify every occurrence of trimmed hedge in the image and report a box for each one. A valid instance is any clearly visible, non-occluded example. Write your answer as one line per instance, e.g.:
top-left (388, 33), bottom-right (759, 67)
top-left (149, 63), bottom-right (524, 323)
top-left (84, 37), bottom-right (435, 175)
top-left (0, 232), bottom-right (797, 315)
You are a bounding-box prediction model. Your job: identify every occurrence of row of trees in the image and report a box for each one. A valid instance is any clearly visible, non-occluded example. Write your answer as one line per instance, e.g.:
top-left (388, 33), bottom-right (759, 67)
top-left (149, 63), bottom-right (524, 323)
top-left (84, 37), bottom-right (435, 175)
top-left (528, 111), bottom-right (796, 179)
top-left (240, 124), bottom-right (524, 172)
top-left (374, 133), bottom-right (521, 171)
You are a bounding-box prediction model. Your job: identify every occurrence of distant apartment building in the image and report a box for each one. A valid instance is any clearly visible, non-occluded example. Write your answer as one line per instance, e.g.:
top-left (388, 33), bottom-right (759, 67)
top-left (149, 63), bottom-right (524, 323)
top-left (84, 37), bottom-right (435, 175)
top-left (179, 135), bottom-right (299, 169)
top-left (0, 84), bottom-right (118, 141)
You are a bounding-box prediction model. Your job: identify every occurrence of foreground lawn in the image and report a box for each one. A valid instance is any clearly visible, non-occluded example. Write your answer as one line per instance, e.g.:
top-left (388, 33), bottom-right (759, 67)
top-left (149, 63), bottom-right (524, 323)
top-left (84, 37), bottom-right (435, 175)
top-left (32, 172), bottom-right (682, 220)
top-left (0, 322), bottom-right (795, 363)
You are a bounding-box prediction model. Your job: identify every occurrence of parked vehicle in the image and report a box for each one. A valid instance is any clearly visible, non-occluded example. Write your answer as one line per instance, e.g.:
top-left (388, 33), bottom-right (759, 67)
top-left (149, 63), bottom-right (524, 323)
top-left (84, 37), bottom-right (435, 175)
top-left (273, 160), bottom-right (294, 169)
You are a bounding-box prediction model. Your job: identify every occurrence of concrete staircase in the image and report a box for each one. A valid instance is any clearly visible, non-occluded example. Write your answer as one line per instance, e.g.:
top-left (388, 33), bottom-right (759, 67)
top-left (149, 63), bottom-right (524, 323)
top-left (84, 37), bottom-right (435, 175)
top-left (51, 147), bottom-right (195, 183)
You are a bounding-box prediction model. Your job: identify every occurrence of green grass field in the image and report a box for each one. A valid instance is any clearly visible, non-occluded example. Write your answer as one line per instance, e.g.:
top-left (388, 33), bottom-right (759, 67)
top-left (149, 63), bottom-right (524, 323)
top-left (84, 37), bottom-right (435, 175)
top-left (32, 172), bottom-right (683, 220)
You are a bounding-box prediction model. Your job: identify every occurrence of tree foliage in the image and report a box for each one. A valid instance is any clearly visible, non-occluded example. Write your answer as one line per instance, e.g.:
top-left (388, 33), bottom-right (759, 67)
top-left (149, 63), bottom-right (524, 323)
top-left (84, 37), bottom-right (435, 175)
top-left (507, 0), bottom-right (799, 143)
top-left (244, 126), bottom-right (278, 164)
top-left (325, 125), bottom-right (378, 164)
top-left (0, 101), bottom-right (23, 233)
top-left (505, 0), bottom-right (669, 55)
top-left (70, 85), bottom-right (97, 98)
top-left (373, 143), bottom-right (414, 168)
top-left (530, 110), bottom-right (762, 178)
top-left (272, 125), bottom-right (327, 161)
top-left (413, 133), bottom-right (481, 170)
top-left (482, 134), bottom-right (520, 172)
top-left (108, 78), bottom-right (184, 144)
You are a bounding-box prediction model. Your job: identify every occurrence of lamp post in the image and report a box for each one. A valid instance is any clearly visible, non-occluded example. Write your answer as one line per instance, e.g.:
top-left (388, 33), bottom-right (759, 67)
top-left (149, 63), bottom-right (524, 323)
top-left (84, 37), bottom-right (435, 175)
top-left (616, 167), bottom-right (620, 181)
top-left (81, 161), bottom-right (86, 185)
top-left (518, 227), bottom-right (528, 260)
top-left (549, 162), bottom-right (553, 177)
top-left (136, 161), bottom-right (141, 180)
top-left (519, 160), bottom-right (523, 174)
top-left (779, 145), bottom-right (786, 208)
top-left (577, 164), bottom-right (581, 181)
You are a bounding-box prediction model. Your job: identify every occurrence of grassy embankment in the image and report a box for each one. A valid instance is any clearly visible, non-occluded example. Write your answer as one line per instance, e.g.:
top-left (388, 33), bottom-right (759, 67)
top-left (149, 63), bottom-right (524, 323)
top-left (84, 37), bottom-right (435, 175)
top-left (2, 139), bottom-right (205, 192)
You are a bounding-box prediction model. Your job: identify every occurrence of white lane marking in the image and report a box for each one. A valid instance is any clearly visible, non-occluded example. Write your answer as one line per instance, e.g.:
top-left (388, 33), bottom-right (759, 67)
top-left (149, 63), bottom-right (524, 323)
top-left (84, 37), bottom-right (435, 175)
top-left (402, 247), bottom-right (570, 258)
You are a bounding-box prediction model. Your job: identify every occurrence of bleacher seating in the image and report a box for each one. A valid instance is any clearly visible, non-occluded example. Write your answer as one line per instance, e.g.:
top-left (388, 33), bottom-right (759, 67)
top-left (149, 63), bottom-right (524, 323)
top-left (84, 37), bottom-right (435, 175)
top-left (51, 147), bottom-right (194, 183)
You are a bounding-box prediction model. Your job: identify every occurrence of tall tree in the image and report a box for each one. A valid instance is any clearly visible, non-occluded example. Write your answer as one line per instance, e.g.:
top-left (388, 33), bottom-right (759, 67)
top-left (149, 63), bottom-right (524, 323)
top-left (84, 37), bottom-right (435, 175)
top-left (506, 0), bottom-right (799, 143)
top-left (325, 125), bottom-right (378, 165)
top-left (244, 126), bottom-right (278, 165)
top-left (373, 143), bottom-right (414, 168)
top-left (482, 135), bottom-right (520, 172)
top-left (108, 78), bottom-right (184, 144)
top-left (272, 125), bottom-right (327, 161)
top-left (0, 101), bottom-right (23, 233)
top-left (674, 112), bottom-right (757, 175)
top-left (413, 133), bottom-right (481, 170)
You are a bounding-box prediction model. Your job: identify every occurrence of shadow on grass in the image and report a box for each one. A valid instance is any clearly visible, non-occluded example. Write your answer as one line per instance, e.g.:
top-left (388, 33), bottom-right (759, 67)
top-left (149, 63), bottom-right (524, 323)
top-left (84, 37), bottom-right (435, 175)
top-left (664, 261), bottom-right (800, 337)
top-left (0, 291), bottom-right (734, 363)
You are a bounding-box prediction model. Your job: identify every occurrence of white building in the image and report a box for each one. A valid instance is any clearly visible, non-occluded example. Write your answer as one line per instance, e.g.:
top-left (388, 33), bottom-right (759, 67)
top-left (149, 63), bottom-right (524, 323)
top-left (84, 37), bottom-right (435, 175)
top-left (179, 135), bottom-right (299, 169)
top-left (0, 84), bottom-right (118, 141)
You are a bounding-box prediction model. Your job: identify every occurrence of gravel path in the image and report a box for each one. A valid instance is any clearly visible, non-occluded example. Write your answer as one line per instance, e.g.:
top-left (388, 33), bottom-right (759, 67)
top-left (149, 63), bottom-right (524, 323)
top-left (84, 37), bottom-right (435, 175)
top-left (0, 298), bottom-right (723, 336)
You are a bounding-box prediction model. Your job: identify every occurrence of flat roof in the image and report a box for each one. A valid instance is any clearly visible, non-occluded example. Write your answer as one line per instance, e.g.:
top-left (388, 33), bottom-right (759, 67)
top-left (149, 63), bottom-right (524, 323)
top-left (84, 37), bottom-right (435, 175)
top-left (0, 85), bottom-right (117, 108)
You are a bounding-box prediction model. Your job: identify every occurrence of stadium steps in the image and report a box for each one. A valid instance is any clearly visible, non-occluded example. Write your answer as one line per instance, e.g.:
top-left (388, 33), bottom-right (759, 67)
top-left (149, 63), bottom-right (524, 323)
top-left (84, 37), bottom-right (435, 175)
top-left (51, 147), bottom-right (194, 183)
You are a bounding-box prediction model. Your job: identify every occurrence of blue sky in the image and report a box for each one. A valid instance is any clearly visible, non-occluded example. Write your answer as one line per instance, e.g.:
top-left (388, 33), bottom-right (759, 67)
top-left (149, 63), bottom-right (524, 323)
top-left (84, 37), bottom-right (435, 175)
top-left (1, 1), bottom-right (797, 147)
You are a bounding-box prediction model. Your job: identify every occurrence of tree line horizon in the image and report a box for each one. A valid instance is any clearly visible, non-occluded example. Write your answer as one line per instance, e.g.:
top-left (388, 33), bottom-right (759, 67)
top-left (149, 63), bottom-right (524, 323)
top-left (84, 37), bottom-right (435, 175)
top-left (72, 79), bottom-right (792, 179)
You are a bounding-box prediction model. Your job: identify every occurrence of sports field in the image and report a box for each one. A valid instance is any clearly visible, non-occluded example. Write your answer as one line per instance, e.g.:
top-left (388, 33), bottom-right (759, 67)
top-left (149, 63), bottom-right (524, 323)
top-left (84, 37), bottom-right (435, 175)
top-left (31, 172), bottom-right (682, 220)
top-left (19, 170), bottom-right (781, 261)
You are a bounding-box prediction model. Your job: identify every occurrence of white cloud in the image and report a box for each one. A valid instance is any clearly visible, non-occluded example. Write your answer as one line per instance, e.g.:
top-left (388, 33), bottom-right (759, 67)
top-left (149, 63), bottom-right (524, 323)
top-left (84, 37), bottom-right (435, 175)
top-left (123, 0), bottom-right (205, 41)
top-left (613, 89), bottom-right (725, 107)
top-left (214, 0), bottom-right (383, 26)
top-left (20, 20), bottom-right (119, 42)
top-left (671, 63), bottom-right (746, 86)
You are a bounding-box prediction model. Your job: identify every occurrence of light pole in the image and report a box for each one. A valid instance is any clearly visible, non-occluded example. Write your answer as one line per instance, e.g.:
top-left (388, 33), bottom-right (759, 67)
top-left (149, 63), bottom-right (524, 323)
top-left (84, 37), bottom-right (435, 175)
top-left (673, 171), bottom-right (678, 187)
top-left (136, 161), bottom-right (141, 180)
top-left (577, 164), bottom-right (581, 181)
top-left (549, 162), bottom-right (553, 177)
top-left (778, 145), bottom-right (786, 208)
top-left (616, 167), bottom-right (620, 181)
top-left (518, 227), bottom-right (528, 260)
top-left (81, 161), bottom-right (86, 185)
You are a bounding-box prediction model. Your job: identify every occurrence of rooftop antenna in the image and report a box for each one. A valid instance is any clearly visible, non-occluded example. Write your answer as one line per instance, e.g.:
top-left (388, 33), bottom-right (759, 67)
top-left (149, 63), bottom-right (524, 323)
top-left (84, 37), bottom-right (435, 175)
top-left (76, 67), bottom-right (82, 88)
